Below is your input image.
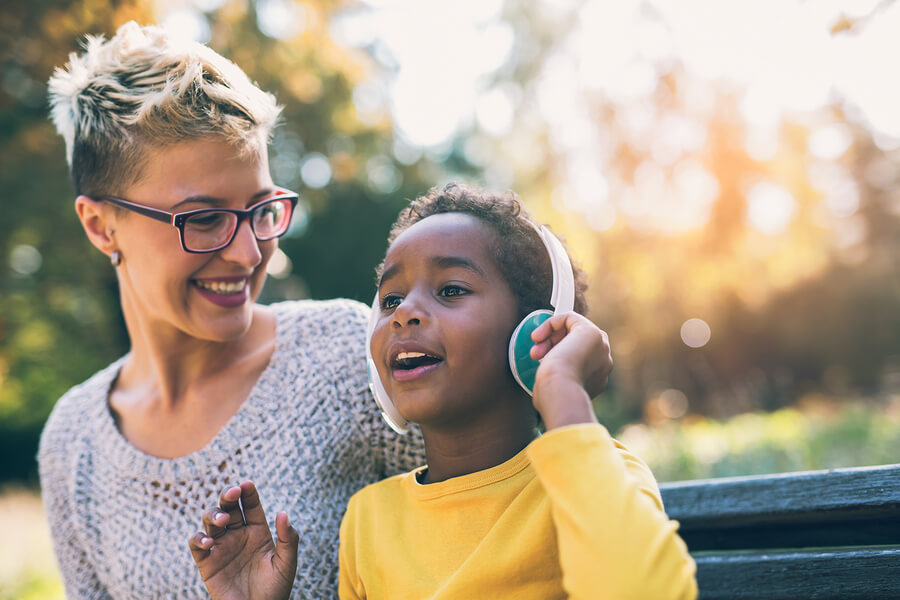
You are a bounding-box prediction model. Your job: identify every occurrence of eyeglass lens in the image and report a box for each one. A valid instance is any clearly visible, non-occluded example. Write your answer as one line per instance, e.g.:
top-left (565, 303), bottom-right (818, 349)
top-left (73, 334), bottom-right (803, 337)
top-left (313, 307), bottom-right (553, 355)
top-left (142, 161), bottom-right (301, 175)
top-left (182, 199), bottom-right (292, 251)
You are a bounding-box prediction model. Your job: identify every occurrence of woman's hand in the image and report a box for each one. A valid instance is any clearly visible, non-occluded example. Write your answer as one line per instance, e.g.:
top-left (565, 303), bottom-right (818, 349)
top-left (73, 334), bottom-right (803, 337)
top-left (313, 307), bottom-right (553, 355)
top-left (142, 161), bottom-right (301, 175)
top-left (529, 313), bottom-right (610, 431)
top-left (189, 481), bottom-right (298, 600)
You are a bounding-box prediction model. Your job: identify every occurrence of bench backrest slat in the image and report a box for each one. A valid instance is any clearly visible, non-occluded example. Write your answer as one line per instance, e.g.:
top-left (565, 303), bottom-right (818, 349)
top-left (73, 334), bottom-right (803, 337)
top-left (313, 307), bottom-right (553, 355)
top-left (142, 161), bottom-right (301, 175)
top-left (658, 463), bottom-right (900, 597)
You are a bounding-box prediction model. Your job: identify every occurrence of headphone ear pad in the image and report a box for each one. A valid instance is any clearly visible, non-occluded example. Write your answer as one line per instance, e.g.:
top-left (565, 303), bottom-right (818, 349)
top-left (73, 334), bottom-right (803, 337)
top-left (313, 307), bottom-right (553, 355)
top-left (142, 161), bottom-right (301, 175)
top-left (508, 310), bottom-right (553, 396)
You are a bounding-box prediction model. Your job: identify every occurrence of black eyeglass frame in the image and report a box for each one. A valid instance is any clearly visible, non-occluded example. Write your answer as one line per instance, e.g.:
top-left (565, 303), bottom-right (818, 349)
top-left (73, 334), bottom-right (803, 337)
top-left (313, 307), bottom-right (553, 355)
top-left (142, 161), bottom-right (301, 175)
top-left (94, 188), bottom-right (300, 253)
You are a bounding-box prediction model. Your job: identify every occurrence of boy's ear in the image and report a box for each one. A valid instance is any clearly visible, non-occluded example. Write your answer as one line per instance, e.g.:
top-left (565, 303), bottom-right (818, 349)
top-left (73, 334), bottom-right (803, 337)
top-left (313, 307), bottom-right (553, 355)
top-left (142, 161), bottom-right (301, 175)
top-left (75, 195), bottom-right (118, 257)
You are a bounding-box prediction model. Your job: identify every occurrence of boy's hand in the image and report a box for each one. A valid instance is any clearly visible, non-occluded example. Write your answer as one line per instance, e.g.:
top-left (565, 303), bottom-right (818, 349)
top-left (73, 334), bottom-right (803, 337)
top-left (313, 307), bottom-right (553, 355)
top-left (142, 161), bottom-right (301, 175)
top-left (188, 481), bottom-right (298, 600)
top-left (529, 312), bottom-right (610, 431)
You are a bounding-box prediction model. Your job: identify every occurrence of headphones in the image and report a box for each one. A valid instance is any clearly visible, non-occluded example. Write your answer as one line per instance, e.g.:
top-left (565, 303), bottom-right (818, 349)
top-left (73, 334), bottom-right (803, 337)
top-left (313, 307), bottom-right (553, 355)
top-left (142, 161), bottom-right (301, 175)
top-left (365, 221), bottom-right (576, 434)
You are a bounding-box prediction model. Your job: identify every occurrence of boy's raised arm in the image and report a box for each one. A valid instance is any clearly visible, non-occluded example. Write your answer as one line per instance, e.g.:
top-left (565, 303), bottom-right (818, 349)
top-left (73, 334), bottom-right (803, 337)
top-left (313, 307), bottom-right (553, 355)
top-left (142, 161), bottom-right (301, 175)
top-left (529, 314), bottom-right (698, 600)
top-left (188, 481), bottom-right (299, 600)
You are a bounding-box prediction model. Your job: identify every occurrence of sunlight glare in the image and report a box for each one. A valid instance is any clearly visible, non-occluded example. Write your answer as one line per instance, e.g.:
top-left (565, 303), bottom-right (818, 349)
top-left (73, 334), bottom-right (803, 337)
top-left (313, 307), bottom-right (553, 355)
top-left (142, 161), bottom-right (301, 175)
top-left (808, 124), bottom-right (853, 160)
top-left (256, 0), bottom-right (305, 40)
top-left (746, 182), bottom-right (797, 235)
top-left (160, 7), bottom-right (210, 42)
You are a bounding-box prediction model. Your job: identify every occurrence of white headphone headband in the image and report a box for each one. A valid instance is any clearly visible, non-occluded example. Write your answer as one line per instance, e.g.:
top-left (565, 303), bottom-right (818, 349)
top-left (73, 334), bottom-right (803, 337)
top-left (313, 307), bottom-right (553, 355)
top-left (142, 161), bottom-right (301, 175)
top-left (530, 223), bottom-right (575, 315)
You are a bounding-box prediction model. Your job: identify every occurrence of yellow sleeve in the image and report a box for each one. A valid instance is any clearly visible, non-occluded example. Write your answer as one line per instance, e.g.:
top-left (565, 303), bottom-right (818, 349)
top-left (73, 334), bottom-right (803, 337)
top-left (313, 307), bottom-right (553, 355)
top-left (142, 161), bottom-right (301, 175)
top-left (338, 496), bottom-right (366, 600)
top-left (527, 424), bottom-right (698, 600)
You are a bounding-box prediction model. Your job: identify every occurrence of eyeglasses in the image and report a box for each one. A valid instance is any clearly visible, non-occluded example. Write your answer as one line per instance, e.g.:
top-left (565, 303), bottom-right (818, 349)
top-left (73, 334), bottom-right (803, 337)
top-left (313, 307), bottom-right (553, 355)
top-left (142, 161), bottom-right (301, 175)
top-left (95, 188), bottom-right (299, 253)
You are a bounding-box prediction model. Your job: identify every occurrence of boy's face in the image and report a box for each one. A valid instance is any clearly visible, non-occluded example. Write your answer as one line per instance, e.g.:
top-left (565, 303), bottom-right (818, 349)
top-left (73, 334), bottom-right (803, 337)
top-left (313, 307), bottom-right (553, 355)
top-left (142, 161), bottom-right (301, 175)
top-left (371, 212), bottom-right (524, 430)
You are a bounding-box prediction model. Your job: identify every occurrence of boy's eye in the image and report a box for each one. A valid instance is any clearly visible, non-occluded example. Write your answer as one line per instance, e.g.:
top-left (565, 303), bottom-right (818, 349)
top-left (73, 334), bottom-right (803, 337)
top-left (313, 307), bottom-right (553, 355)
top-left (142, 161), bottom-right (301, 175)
top-left (440, 285), bottom-right (467, 298)
top-left (380, 294), bottom-right (402, 310)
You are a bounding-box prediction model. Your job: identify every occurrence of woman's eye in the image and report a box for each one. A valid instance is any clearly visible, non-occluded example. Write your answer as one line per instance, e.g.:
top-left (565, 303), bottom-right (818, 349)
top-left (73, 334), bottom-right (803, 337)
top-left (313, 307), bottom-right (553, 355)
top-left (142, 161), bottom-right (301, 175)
top-left (186, 212), bottom-right (228, 230)
top-left (381, 295), bottom-right (401, 310)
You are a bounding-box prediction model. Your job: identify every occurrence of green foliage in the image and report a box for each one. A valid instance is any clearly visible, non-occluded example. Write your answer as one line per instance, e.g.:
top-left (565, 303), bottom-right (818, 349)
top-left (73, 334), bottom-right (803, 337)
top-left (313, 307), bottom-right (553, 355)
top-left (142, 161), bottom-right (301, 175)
top-left (1, 0), bottom-right (899, 488)
top-left (618, 398), bottom-right (900, 482)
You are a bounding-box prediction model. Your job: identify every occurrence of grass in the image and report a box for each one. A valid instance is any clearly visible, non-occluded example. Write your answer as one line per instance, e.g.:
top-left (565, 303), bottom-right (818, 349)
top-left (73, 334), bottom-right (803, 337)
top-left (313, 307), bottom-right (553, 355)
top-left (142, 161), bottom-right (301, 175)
top-left (618, 394), bottom-right (900, 482)
top-left (0, 486), bottom-right (63, 600)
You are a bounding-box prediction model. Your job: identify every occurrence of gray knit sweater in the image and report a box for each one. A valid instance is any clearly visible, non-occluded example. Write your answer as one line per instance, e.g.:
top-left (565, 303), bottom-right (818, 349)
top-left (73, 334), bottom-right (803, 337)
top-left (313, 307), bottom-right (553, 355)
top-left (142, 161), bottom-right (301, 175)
top-left (38, 299), bottom-right (425, 599)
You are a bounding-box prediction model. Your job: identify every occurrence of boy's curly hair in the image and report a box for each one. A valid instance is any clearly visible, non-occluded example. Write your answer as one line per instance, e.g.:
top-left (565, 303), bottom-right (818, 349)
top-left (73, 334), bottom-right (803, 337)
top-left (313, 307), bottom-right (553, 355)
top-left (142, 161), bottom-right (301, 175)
top-left (383, 183), bottom-right (588, 319)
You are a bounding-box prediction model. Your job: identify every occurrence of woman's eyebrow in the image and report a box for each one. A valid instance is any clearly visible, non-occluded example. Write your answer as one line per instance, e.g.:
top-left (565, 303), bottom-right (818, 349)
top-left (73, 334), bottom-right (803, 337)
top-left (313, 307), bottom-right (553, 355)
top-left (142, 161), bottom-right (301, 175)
top-left (170, 189), bottom-right (273, 210)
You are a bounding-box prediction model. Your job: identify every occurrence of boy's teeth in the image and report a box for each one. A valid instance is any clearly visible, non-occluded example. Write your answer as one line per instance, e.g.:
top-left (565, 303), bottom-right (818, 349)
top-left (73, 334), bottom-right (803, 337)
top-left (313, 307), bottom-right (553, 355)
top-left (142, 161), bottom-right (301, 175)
top-left (196, 279), bottom-right (246, 294)
top-left (397, 352), bottom-right (426, 361)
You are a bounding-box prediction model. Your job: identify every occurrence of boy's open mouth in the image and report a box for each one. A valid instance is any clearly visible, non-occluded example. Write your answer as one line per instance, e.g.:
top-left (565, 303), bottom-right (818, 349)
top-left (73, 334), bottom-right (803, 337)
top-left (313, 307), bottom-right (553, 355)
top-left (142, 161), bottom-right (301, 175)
top-left (392, 351), bottom-right (443, 371)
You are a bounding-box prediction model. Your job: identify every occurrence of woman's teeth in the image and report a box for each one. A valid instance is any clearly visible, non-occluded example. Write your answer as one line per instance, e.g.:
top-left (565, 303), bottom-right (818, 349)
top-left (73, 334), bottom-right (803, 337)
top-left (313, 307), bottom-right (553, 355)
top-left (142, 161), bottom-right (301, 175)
top-left (195, 280), bottom-right (246, 295)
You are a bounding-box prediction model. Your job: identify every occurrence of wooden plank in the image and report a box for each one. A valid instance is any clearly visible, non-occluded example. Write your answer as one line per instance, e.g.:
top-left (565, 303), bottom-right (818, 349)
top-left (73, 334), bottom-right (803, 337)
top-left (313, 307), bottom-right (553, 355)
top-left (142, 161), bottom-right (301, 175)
top-left (660, 464), bottom-right (900, 550)
top-left (660, 463), bottom-right (900, 523)
top-left (694, 546), bottom-right (900, 600)
top-left (677, 517), bottom-right (900, 551)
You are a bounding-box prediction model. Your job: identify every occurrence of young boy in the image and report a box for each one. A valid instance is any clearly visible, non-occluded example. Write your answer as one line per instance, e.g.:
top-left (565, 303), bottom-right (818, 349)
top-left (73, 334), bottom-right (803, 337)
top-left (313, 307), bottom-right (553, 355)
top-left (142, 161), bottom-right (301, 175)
top-left (189, 184), bottom-right (698, 599)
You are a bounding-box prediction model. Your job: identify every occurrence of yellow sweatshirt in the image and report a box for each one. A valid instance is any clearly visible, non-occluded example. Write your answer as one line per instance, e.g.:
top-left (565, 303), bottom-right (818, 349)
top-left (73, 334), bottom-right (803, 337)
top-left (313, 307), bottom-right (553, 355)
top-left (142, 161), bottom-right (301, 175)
top-left (338, 423), bottom-right (697, 599)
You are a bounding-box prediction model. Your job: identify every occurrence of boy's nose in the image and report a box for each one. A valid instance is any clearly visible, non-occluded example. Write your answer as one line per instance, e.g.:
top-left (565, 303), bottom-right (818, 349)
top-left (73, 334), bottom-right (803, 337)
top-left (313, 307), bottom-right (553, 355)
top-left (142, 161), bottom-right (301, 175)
top-left (391, 294), bottom-right (426, 328)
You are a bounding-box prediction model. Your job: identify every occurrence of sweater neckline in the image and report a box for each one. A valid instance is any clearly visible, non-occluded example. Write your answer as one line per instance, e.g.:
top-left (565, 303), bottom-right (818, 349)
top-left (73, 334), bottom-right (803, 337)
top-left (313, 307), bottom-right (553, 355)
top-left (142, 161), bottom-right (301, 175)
top-left (404, 443), bottom-right (534, 500)
top-left (92, 302), bottom-right (294, 479)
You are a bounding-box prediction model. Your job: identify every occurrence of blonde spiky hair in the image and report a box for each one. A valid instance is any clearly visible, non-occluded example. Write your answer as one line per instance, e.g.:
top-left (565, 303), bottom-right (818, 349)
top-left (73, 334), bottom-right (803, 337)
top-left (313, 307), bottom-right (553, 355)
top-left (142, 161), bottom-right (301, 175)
top-left (48, 21), bottom-right (282, 195)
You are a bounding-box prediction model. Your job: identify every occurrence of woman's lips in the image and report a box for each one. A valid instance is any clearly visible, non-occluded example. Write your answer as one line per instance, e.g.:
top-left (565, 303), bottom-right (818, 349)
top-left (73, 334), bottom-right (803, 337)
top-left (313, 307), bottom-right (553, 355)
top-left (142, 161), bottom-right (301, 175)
top-left (193, 278), bottom-right (250, 308)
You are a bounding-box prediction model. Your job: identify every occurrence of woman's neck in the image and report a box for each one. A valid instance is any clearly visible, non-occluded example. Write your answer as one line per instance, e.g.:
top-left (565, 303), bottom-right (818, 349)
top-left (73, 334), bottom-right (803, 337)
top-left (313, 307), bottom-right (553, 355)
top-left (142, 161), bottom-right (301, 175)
top-left (107, 304), bottom-right (276, 458)
top-left (117, 304), bottom-right (276, 411)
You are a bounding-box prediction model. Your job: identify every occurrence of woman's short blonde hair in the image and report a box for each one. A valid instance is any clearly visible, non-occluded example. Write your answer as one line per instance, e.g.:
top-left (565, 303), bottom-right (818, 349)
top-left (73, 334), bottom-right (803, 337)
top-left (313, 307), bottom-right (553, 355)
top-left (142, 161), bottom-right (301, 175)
top-left (48, 21), bottom-right (281, 196)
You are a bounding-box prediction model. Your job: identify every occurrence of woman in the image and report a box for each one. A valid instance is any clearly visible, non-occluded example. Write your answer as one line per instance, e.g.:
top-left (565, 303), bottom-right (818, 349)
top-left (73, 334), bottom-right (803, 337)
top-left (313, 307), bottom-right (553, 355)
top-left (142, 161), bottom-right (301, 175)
top-left (39, 21), bottom-right (612, 599)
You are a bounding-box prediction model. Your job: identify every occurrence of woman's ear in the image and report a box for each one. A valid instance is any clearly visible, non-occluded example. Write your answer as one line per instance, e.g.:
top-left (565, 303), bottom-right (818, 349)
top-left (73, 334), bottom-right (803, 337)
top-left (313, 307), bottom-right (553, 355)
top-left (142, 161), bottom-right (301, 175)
top-left (75, 195), bottom-right (118, 256)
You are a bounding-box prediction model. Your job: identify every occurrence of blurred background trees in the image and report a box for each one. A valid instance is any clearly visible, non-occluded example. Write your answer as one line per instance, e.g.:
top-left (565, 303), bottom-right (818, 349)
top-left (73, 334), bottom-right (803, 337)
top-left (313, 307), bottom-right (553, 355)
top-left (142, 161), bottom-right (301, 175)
top-left (2, 0), bottom-right (899, 596)
top-left (2, 0), bottom-right (899, 488)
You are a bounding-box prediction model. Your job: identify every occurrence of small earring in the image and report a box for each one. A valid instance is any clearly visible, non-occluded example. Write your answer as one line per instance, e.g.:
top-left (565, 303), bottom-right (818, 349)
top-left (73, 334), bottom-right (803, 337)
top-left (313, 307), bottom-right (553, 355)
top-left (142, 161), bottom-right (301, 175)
top-left (110, 250), bottom-right (122, 267)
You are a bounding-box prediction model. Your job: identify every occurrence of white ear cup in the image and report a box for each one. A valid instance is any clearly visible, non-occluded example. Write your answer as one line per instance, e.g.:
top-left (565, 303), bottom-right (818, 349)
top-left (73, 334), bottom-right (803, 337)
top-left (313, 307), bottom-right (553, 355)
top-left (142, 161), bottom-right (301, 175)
top-left (507, 224), bottom-right (576, 396)
top-left (365, 293), bottom-right (410, 434)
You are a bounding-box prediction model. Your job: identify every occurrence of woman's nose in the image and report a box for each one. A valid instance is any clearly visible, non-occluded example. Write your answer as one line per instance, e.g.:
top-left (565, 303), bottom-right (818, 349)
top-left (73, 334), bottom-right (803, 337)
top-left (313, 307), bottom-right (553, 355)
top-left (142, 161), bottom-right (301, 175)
top-left (219, 220), bottom-right (262, 267)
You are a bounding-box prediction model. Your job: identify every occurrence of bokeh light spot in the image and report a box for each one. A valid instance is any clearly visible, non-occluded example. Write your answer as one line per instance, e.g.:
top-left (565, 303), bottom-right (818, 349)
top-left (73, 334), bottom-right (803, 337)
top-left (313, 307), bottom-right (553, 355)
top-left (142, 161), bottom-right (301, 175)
top-left (300, 153), bottom-right (332, 189)
top-left (681, 318), bottom-right (711, 348)
top-left (10, 245), bottom-right (42, 275)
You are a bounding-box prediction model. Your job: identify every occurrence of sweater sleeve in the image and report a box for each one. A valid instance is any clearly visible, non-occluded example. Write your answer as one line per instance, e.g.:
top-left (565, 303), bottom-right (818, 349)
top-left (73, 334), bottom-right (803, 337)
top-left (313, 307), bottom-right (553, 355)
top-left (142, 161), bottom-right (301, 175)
top-left (38, 411), bottom-right (112, 600)
top-left (526, 424), bottom-right (697, 600)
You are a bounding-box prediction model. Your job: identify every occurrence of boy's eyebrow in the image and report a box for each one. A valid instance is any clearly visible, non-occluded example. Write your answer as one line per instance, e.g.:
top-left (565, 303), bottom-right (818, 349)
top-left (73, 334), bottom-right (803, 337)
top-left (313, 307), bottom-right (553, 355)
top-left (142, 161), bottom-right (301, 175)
top-left (377, 255), bottom-right (486, 287)
top-left (432, 255), bottom-right (486, 277)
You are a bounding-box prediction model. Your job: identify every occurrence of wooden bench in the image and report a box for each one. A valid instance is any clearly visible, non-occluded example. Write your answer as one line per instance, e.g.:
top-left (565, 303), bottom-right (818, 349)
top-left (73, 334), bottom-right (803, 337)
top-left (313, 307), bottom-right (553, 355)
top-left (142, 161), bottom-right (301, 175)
top-left (659, 463), bottom-right (900, 599)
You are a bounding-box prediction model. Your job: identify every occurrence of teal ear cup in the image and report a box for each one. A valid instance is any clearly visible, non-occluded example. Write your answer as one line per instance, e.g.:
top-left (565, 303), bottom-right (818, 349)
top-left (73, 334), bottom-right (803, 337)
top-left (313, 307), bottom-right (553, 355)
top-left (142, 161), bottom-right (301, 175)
top-left (508, 310), bottom-right (553, 395)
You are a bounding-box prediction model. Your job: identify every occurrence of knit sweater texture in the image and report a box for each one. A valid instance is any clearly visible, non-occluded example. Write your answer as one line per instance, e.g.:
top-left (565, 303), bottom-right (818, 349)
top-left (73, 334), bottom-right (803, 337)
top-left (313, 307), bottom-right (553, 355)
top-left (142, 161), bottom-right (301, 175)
top-left (38, 299), bottom-right (425, 600)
